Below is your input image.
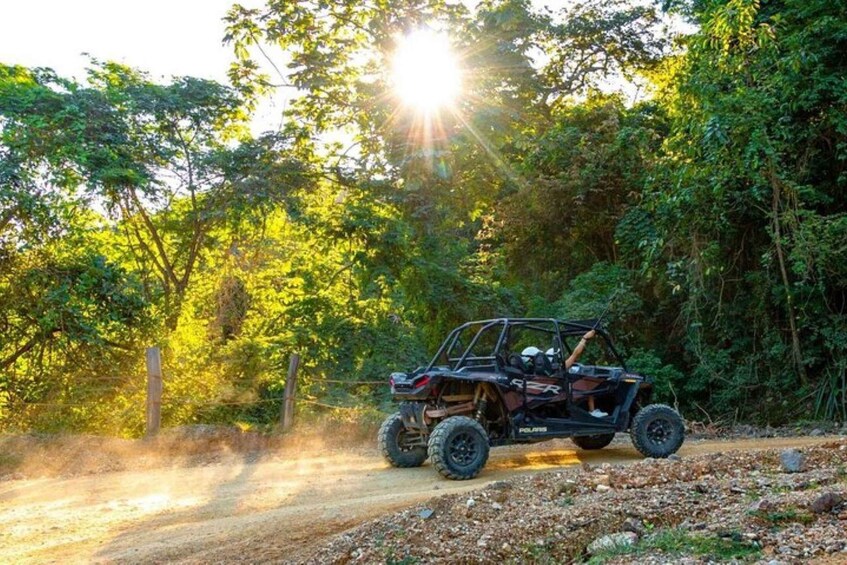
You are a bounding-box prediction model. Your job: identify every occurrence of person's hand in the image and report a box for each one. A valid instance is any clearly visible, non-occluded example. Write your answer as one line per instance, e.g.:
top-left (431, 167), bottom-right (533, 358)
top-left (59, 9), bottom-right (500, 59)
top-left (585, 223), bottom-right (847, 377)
top-left (583, 330), bottom-right (596, 340)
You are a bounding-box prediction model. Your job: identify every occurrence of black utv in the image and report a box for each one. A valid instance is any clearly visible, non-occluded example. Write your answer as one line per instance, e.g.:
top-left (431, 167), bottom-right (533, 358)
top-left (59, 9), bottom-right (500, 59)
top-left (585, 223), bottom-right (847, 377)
top-left (378, 318), bottom-right (684, 480)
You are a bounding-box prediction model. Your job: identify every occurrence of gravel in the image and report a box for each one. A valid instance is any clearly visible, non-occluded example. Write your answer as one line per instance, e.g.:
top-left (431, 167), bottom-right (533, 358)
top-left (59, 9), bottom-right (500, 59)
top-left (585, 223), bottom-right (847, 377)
top-left (299, 440), bottom-right (847, 564)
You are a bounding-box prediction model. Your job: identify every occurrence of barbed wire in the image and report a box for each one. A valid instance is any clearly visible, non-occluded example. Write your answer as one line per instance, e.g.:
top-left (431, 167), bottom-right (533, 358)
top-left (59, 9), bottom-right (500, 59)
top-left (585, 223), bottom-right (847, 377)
top-left (12, 394), bottom-right (378, 410)
top-left (316, 379), bottom-right (385, 385)
top-left (299, 398), bottom-right (367, 411)
top-left (6, 373), bottom-right (387, 419)
top-left (162, 398), bottom-right (280, 407)
top-left (12, 401), bottom-right (101, 407)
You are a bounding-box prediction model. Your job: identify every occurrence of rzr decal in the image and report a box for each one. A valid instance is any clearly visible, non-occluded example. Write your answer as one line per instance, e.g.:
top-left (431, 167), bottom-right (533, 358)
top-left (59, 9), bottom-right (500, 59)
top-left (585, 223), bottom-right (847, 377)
top-left (510, 379), bottom-right (562, 395)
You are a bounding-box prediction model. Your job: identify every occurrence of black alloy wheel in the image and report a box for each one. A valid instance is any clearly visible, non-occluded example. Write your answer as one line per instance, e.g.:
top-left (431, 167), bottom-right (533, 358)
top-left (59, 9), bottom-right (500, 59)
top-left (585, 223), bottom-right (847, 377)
top-left (630, 403), bottom-right (685, 458)
top-left (428, 416), bottom-right (490, 480)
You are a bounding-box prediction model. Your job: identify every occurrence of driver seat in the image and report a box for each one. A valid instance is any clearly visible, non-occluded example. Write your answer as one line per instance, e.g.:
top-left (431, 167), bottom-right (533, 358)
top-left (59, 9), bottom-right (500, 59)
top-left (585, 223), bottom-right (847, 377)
top-left (533, 352), bottom-right (553, 376)
top-left (507, 353), bottom-right (528, 374)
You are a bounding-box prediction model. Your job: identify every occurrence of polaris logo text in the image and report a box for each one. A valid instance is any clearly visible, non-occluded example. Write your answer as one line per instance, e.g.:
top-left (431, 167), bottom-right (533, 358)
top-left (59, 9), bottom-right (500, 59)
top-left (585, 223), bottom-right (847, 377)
top-left (519, 427), bottom-right (548, 433)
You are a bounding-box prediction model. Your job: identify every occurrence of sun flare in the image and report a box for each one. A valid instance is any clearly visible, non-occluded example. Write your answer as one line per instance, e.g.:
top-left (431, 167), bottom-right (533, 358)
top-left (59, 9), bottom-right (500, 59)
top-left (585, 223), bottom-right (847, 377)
top-left (392, 29), bottom-right (461, 111)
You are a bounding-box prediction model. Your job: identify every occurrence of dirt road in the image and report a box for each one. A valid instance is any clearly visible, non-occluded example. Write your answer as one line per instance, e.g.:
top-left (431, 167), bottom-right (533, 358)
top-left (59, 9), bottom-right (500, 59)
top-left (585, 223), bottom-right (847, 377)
top-left (0, 435), bottom-right (835, 563)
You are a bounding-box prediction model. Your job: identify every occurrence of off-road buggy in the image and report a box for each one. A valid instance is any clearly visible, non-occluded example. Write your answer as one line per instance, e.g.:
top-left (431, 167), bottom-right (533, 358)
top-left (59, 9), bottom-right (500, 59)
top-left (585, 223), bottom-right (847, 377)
top-left (379, 318), bottom-right (684, 480)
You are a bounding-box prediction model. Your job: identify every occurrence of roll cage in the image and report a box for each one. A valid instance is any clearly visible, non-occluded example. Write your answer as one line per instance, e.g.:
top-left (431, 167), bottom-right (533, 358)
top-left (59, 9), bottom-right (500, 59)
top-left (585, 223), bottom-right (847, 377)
top-left (425, 318), bottom-right (628, 373)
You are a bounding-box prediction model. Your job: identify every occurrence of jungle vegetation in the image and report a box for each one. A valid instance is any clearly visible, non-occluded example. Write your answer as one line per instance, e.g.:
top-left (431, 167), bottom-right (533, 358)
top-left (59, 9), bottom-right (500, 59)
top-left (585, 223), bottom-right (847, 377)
top-left (1, 0), bottom-right (846, 435)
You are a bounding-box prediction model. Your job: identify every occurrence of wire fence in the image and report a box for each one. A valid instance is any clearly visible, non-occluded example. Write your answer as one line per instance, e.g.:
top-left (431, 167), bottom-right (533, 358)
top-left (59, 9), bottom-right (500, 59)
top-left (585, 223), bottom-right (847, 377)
top-left (4, 369), bottom-right (389, 434)
top-left (300, 398), bottom-right (368, 411)
top-left (320, 379), bottom-right (384, 385)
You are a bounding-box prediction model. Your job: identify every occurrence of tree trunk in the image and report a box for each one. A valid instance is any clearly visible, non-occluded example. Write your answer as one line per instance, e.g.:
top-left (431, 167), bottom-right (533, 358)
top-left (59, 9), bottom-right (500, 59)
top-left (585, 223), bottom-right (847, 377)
top-left (769, 170), bottom-right (807, 385)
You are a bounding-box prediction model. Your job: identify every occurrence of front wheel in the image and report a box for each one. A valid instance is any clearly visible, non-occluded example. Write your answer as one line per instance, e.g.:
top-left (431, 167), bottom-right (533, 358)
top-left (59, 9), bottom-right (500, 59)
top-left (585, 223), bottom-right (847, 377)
top-left (572, 433), bottom-right (615, 450)
top-left (378, 412), bottom-right (428, 468)
top-left (630, 404), bottom-right (685, 458)
top-left (428, 416), bottom-right (490, 480)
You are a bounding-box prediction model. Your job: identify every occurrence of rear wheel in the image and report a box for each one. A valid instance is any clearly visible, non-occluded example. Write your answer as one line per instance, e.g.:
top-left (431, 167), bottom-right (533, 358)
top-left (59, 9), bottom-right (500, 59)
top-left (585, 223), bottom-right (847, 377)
top-left (428, 416), bottom-right (490, 480)
top-left (571, 433), bottom-right (615, 450)
top-left (378, 412), bottom-right (427, 468)
top-left (630, 404), bottom-right (684, 458)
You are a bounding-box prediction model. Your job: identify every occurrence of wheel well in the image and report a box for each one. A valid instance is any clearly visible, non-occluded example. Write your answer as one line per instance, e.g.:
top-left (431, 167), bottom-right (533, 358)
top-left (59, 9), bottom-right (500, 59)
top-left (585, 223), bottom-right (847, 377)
top-left (430, 380), bottom-right (507, 439)
top-left (631, 386), bottom-right (653, 415)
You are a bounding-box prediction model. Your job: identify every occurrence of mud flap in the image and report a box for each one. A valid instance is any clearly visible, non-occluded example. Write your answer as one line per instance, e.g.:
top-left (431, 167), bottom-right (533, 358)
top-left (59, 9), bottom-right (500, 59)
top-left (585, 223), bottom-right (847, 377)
top-left (399, 402), bottom-right (428, 431)
top-left (614, 381), bottom-right (641, 431)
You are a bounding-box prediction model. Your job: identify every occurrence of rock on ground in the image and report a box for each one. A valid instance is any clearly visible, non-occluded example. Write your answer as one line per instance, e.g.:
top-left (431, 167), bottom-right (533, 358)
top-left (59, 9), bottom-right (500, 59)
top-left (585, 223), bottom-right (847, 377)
top-left (587, 531), bottom-right (639, 555)
top-left (780, 448), bottom-right (806, 473)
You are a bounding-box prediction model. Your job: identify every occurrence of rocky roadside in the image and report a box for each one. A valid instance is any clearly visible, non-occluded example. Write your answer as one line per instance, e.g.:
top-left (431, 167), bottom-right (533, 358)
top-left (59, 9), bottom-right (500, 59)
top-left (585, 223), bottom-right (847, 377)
top-left (301, 440), bottom-right (847, 564)
top-left (687, 421), bottom-right (847, 441)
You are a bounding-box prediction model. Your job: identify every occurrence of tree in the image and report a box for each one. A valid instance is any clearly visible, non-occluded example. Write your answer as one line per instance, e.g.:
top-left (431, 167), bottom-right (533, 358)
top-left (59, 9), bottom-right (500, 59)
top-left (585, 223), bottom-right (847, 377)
top-left (223, 0), bottom-right (666, 340)
top-left (634, 0), bottom-right (847, 419)
top-left (0, 62), bottom-right (309, 329)
top-left (496, 95), bottom-right (666, 297)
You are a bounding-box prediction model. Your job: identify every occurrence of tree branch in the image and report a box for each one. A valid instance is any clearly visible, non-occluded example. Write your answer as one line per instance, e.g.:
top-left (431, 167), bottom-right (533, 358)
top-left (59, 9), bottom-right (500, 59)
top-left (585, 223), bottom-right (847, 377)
top-left (0, 328), bottom-right (57, 371)
top-left (127, 187), bottom-right (180, 288)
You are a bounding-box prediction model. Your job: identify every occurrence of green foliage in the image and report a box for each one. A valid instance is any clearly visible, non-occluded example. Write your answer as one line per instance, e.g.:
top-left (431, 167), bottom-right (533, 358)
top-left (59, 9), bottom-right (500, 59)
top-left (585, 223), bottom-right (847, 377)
top-left (3, 0), bottom-right (847, 434)
top-left (625, 348), bottom-right (685, 404)
top-left (553, 263), bottom-right (641, 322)
top-left (749, 507), bottom-right (816, 526)
top-left (633, 0), bottom-right (847, 421)
top-left (0, 245), bottom-right (151, 433)
top-left (500, 97), bottom-right (666, 296)
top-left (586, 528), bottom-right (760, 564)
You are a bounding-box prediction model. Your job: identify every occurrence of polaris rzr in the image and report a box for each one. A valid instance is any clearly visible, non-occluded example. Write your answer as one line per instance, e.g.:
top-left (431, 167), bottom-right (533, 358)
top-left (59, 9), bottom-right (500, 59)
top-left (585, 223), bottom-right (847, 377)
top-left (378, 318), bottom-right (684, 480)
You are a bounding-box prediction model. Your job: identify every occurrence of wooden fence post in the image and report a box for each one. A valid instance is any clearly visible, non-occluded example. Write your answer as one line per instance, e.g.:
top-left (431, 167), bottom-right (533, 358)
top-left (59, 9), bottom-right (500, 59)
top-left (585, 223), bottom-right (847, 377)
top-left (145, 347), bottom-right (163, 438)
top-left (280, 353), bottom-right (301, 432)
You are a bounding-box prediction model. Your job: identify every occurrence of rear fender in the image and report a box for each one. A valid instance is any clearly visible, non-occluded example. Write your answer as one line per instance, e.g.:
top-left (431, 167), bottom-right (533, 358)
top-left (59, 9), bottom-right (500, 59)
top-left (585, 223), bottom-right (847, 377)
top-left (436, 374), bottom-right (507, 405)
